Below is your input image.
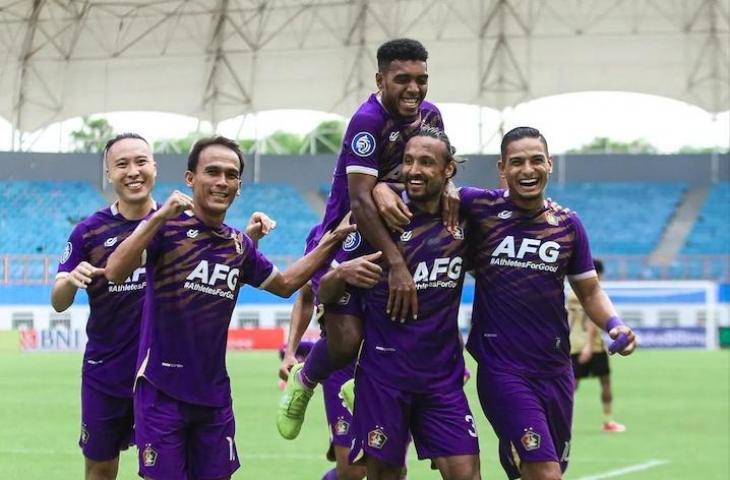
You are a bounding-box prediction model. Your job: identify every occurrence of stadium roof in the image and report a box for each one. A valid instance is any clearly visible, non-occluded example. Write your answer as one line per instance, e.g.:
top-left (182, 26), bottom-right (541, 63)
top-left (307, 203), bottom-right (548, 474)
top-left (0, 0), bottom-right (728, 133)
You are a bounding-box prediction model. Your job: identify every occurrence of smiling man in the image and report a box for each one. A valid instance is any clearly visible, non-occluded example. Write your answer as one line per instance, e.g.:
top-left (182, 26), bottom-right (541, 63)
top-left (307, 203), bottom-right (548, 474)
top-left (51, 133), bottom-right (157, 480)
top-left (277, 38), bottom-right (455, 443)
top-left (460, 127), bottom-right (636, 480)
top-left (104, 136), bottom-right (354, 480)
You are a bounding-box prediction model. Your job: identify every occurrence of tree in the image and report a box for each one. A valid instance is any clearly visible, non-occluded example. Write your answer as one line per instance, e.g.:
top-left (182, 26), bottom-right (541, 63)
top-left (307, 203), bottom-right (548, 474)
top-left (259, 131), bottom-right (304, 154)
top-left (154, 132), bottom-right (206, 154)
top-left (70, 116), bottom-right (115, 153)
top-left (568, 137), bottom-right (658, 154)
top-left (301, 119), bottom-right (345, 154)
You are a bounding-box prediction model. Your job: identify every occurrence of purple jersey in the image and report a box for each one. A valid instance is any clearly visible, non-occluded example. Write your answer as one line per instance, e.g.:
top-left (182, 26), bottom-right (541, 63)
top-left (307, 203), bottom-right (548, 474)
top-left (137, 212), bottom-right (276, 407)
top-left (57, 203), bottom-right (154, 398)
top-left (461, 188), bottom-right (596, 376)
top-left (334, 204), bottom-right (468, 393)
top-left (311, 94), bottom-right (443, 245)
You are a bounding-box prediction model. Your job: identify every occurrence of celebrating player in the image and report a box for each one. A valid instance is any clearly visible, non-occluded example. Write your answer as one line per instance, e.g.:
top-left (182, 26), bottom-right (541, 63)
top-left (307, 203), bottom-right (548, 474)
top-left (277, 38), bottom-right (458, 440)
top-left (104, 136), bottom-right (354, 480)
top-left (319, 127), bottom-right (480, 480)
top-left (51, 133), bottom-right (157, 480)
top-left (569, 258), bottom-right (627, 433)
top-left (461, 127), bottom-right (636, 480)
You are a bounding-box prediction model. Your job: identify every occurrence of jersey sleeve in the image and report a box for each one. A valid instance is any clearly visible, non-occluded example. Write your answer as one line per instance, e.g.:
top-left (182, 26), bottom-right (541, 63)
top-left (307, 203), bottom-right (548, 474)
top-left (240, 233), bottom-right (277, 289)
top-left (139, 213), bottom-right (165, 267)
top-left (56, 223), bottom-right (87, 278)
top-left (567, 213), bottom-right (596, 281)
top-left (343, 112), bottom-right (383, 177)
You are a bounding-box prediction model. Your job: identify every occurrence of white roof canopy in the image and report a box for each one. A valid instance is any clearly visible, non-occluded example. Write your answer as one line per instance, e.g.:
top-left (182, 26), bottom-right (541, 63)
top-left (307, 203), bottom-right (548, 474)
top-left (1, 0), bottom-right (728, 133)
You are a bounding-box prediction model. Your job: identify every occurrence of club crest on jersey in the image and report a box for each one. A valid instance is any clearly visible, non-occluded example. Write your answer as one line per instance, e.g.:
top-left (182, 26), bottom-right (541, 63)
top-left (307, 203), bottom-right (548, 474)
top-left (368, 427), bottom-right (387, 449)
top-left (521, 428), bottom-right (541, 451)
top-left (343, 232), bottom-right (361, 251)
top-left (498, 210), bottom-right (513, 220)
top-left (389, 131), bottom-right (400, 142)
top-left (142, 444), bottom-right (158, 467)
top-left (400, 231), bottom-right (412, 242)
top-left (451, 226), bottom-right (464, 240)
top-left (60, 242), bottom-right (72, 264)
top-left (352, 132), bottom-right (376, 157)
top-left (233, 233), bottom-right (243, 254)
top-left (187, 229), bottom-right (199, 238)
top-left (335, 418), bottom-right (350, 436)
top-left (103, 236), bottom-right (118, 247)
top-left (546, 212), bottom-right (559, 226)
top-left (80, 423), bottom-right (89, 444)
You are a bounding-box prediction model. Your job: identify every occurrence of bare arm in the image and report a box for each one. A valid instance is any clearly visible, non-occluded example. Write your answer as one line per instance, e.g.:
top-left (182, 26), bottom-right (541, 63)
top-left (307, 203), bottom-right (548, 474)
top-left (349, 173), bottom-right (416, 321)
top-left (279, 283), bottom-right (315, 381)
top-left (318, 251), bottom-right (383, 304)
top-left (51, 261), bottom-right (104, 312)
top-left (263, 221), bottom-right (356, 298)
top-left (570, 276), bottom-right (636, 355)
top-left (106, 191), bottom-right (193, 283)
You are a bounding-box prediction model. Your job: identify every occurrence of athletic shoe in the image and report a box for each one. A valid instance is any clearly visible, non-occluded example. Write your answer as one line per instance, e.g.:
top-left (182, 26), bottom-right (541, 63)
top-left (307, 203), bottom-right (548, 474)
top-left (277, 363), bottom-right (313, 439)
top-left (339, 378), bottom-right (355, 414)
top-left (602, 421), bottom-right (626, 433)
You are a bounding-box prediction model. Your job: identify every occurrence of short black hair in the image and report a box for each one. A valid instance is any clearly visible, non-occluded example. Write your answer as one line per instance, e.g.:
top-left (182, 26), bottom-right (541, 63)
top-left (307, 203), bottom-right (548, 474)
top-left (409, 126), bottom-right (463, 178)
top-left (593, 258), bottom-right (604, 275)
top-left (103, 133), bottom-right (149, 161)
top-left (188, 136), bottom-right (245, 174)
top-left (377, 38), bottom-right (428, 71)
top-left (500, 126), bottom-right (549, 158)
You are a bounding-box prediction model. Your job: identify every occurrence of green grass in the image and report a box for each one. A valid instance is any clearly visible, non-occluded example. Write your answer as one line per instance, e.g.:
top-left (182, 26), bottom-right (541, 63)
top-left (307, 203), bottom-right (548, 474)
top-left (0, 349), bottom-right (727, 479)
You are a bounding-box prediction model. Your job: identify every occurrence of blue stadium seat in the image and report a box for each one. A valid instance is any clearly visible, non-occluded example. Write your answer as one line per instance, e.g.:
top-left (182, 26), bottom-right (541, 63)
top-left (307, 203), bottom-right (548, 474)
top-left (681, 182), bottom-right (730, 254)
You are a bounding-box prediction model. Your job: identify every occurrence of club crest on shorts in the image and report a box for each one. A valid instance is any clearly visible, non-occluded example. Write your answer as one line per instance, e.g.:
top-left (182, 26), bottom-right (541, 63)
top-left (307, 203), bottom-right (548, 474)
top-left (80, 423), bottom-right (89, 444)
top-left (352, 132), bottom-right (376, 157)
top-left (337, 292), bottom-right (351, 305)
top-left (142, 444), bottom-right (158, 467)
top-left (335, 418), bottom-right (350, 436)
top-left (521, 428), bottom-right (541, 451)
top-left (343, 232), bottom-right (361, 251)
top-left (368, 427), bottom-right (387, 449)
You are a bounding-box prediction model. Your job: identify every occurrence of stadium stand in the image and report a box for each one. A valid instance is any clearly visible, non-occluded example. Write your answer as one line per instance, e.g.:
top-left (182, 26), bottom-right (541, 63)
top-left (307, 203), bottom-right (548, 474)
top-left (682, 182), bottom-right (730, 254)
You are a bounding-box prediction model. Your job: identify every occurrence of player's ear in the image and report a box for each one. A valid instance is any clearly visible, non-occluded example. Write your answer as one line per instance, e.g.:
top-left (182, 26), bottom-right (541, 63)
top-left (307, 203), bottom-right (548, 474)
top-left (184, 170), bottom-right (194, 187)
top-left (547, 156), bottom-right (554, 174)
top-left (375, 71), bottom-right (383, 91)
top-left (445, 161), bottom-right (455, 179)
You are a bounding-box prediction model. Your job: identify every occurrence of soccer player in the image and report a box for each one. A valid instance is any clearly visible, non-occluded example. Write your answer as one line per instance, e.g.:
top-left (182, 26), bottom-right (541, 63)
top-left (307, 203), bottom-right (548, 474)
top-left (278, 38), bottom-right (458, 440)
top-left (319, 127), bottom-right (480, 480)
top-left (104, 136), bottom-right (354, 480)
top-left (278, 281), bottom-right (366, 480)
top-left (51, 133), bottom-right (157, 480)
top-left (569, 259), bottom-right (626, 433)
top-left (461, 127), bottom-right (636, 480)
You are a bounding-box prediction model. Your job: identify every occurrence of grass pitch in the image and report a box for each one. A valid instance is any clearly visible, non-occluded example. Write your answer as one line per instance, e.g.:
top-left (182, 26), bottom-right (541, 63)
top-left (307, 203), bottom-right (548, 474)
top-left (0, 348), bottom-right (727, 479)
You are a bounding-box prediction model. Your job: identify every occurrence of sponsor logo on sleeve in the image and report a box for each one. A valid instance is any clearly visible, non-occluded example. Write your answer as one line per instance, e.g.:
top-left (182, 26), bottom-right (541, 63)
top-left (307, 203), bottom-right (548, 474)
top-left (351, 132), bottom-right (376, 157)
top-left (521, 428), bottom-right (541, 451)
top-left (60, 242), bottom-right (72, 264)
top-left (342, 232), bottom-right (361, 252)
top-left (368, 427), bottom-right (388, 449)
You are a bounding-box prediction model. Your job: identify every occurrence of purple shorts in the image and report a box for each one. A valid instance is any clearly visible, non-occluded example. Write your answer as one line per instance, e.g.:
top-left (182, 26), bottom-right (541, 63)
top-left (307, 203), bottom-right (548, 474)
top-left (134, 378), bottom-right (240, 480)
top-left (349, 371), bottom-right (479, 467)
top-left (80, 380), bottom-right (134, 461)
top-left (322, 363), bottom-right (356, 450)
top-left (475, 366), bottom-right (574, 479)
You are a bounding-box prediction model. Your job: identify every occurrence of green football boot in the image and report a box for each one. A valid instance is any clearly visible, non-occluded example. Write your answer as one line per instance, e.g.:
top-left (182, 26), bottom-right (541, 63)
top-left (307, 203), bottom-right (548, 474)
top-left (276, 363), bottom-right (314, 439)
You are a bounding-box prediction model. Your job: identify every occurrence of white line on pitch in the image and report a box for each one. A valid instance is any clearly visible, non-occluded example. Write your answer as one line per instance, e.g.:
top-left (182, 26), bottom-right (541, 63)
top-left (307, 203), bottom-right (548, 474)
top-left (575, 459), bottom-right (669, 480)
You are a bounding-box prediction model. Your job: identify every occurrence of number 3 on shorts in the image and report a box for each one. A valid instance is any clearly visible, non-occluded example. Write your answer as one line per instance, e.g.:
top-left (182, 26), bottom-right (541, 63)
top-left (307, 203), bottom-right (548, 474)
top-left (465, 415), bottom-right (478, 438)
